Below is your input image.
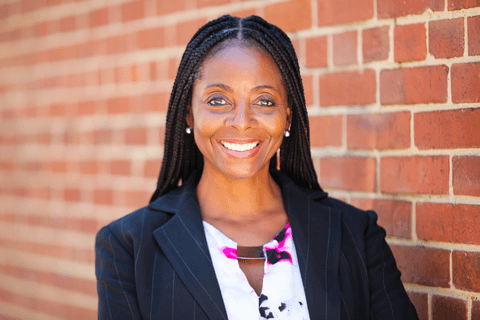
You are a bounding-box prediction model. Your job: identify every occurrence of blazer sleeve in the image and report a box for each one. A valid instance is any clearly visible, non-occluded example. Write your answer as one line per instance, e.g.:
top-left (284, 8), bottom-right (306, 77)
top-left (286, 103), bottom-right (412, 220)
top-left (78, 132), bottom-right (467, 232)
top-left (364, 210), bottom-right (419, 320)
top-left (95, 225), bottom-right (143, 320)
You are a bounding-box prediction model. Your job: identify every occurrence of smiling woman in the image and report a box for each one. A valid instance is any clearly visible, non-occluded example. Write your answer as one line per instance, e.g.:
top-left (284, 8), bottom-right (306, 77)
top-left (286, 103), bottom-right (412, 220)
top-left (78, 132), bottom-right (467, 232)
top-left (95, 15), bottom-right (419, 320)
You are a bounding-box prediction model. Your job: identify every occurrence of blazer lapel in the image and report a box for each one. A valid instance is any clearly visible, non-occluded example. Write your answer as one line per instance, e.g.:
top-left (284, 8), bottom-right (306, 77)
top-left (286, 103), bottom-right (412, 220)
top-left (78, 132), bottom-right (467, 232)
top-left (149, 170), bottom-right (342, 320)
top-left (277, 172), bottom-right (342, 320)
top-left (150, 179), bottom-right (228, 320)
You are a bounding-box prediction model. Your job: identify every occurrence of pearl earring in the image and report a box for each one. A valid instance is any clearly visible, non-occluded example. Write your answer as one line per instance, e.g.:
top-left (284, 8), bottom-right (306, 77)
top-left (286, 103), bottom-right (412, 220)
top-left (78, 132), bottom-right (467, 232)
top-left (185, 127), bottom-right (192, 134)
top-left (285, 130), bottom-right (290, 137)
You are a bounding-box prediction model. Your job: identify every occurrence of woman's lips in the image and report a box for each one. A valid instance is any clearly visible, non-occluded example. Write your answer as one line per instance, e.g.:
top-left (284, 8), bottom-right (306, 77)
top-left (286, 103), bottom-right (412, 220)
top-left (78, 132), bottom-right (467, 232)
top-left (219, 140), bottom-right (262, 158)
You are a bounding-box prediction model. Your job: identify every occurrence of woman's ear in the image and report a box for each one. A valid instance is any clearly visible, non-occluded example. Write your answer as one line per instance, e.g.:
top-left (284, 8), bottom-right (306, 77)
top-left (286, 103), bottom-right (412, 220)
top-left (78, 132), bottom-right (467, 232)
top-left (186, 105), bottom-right (193, 128)
top-left (286, 107), bottom-right (292, 131)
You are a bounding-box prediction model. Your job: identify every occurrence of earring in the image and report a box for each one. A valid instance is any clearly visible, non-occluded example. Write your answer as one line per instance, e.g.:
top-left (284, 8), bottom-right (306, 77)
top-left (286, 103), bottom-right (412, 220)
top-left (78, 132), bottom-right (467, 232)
top-left (285, 130), bottom-right (290, 137)
top-left (185, 127), bottom-right (191, 134)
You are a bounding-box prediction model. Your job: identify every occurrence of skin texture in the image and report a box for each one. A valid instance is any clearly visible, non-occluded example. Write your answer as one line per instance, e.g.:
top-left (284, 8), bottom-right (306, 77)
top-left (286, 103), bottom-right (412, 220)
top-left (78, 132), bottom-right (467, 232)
top-left (187, 43), bottom-right (291, 295)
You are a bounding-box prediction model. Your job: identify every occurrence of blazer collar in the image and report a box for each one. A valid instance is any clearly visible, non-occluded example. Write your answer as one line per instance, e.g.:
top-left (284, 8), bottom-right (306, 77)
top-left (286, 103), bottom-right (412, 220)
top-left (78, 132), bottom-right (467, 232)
top-left (150, 170), bottom-right (341, 320)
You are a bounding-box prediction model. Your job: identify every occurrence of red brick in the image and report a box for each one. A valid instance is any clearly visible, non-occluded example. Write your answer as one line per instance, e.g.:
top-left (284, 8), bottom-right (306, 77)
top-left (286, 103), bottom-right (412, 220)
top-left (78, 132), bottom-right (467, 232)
top-left (48, 160), bottom-right (67, 173)
top-left (168, 57), bottom-right (180, 80)
top-left (432, 296), bottom-right (467, 320)
top-left (89, 8), bottom-right (109, 28)
top-left (106, 35), bottom-right (129, 55)
top-left (137, 27), bottom-right (164, 49)
top-left (347, 112), bottom-right (410, 150)
top-left (363, 26), bottom-right (389, 63)
top-left (110, 160), bottom-right (131, 176)
top-left (380, 66), bottom-right (448, 105)
top-left (196, 0), bottom-right (230, 8)
top-left (31, 187), bottom-right (51, 200)
top-left (390, 245), bottom-right (450, 287)
top-left (417, 203), bottom-right (480, 244)
top-left (380, 156), bottom-right (449, 194)
top-left (77, 100), bottom-right (96, 115)
top-left (309, 115), bottom-right (343, 147)
top-left (414, 108), bottom-right (480, 149)
top-left (143, 92), bottom-right (168, 112)
top-left (0, 286), bottom-right (96, 320)
top-left (227, 8), bottom-right (257, 18)
top-left (21, 0), bottom-right (46, 13)
top-left (176, 18), bottom-right (208, 46)
top-left (144, 160), bottom-right (161, 178)
top-left (333, 31), bottom-right (357, 66)
top-left (125, 190), bottom-right (151, 208)
top-left (107, 97), bottom-right (131, 114)
top-left (317, 0), bottom-right (373, 26)
top-left (34, 22), bottom-right (49, 37)
top-left (378, 0), bottom-right (444, 18)
top-left (78, 160), bottom-right (99, 175)
top-left (468, 16), bottom-right (480, 56)
top-left (94, 129), bottom-right (113, 144)
top-left (320, 69), bottom-right (376, 106)
top-left (394, 23), bottom-right (427, 62)
top-left (305, 36), bottom-right (327, 68)
top-left (94, 189), bottom-right (113, 205)
top-left (121, 0), bottom-right (144, 22)
top-left (320, 157), bottom-right (376, 191)
top-left (64, 188), bottom-right (81, 202)
top-left (448, 0), bottom-right (480, 10)
top-left (406, 292), bottom-right (428, 320)
top-left (0, 4), bottom-right (8, 19)
top-left (149, 61), bottom-right (157, 81)
top-left (302, 75), bottom-right (314, 106)
top-left (0, 264), bottom-right (96, 295)
top-left (125, 127), bottom-right (147, 145)
top-left (48, 103), bottom-right (65, 117)
top-left (429, 18), bottom-right (464, 58)
top-left (472, 301), bottom-right (480, 319)
top-left (264, 0), bottom-right (312, 32)
top-left (156, 0), bottom-right (187, 15)
top-left (350, 199), bottom-right (411, 238)
top-left (453, 251), bottom-right (480, 292)
top-left (23, 162), bottom-right (43, 171)
top-left (453, 156), bottom-right (480, 196)
top-left (59, 16), bottom-right (76, 33)
top-left (452, 62), bottom-right (480, 103)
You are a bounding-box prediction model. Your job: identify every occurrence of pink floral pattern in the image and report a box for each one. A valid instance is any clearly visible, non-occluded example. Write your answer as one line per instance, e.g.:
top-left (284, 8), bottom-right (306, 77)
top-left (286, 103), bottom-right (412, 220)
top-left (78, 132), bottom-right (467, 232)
top-left (203, 221), bottom-right (310, 319)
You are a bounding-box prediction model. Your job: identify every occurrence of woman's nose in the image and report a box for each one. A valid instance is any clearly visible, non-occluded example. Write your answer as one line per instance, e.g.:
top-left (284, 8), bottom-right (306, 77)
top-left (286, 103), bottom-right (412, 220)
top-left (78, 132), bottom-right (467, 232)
top-left (227, 100), bottom-right (256, 128)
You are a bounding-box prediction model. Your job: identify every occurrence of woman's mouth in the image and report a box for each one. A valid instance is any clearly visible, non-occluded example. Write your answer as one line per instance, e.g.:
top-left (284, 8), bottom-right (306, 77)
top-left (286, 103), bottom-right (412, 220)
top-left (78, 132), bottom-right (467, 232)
top-left (221, 141), bottom-right (260, 152)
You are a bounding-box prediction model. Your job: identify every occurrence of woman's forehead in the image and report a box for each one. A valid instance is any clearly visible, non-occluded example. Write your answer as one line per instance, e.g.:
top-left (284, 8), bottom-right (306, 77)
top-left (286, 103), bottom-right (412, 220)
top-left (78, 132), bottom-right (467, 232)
top-left (196, 45), bottom-right (285, 93)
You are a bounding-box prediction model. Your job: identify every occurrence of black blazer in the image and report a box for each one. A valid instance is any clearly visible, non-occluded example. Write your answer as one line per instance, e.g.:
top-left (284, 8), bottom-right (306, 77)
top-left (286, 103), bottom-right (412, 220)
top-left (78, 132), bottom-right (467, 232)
top-left (95, 170), bottom-right (419, 319)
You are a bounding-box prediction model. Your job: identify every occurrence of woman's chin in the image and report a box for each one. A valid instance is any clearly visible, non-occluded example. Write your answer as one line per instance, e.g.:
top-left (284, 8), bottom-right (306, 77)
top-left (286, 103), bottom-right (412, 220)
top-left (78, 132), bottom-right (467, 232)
top-left (204, 162), bottom-right (270, 181)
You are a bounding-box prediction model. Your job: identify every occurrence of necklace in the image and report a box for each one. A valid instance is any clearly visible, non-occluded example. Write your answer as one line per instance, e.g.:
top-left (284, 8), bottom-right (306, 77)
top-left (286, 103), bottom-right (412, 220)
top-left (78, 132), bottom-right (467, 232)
top-left (236, 246), bottom-right (266, 260)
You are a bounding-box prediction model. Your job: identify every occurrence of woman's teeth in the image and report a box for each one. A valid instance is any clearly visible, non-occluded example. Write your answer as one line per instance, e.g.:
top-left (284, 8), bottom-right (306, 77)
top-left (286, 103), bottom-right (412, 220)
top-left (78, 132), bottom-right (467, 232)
top-left (221, 141), bottom-right (259, 152)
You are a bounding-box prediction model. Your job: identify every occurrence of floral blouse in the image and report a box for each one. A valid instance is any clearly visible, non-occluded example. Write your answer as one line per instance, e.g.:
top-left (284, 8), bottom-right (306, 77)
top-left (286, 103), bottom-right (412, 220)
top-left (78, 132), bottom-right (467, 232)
top-left (203, 221), bottom-right (310, 320)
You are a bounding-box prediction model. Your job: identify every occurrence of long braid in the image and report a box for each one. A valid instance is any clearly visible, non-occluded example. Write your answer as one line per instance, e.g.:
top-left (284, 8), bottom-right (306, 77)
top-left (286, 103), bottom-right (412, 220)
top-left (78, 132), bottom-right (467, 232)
top-left (150, 15), bottom-right (321, 203)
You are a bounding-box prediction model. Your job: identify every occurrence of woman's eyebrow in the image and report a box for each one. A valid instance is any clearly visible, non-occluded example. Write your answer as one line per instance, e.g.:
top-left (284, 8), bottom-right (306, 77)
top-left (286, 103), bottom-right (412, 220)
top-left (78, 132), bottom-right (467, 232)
top-left (205, 83), bottom-right (279, 94)
top-left (251, 85), bottom-right (279, 94)
top-left (205, 83), bottom-right (233, 92)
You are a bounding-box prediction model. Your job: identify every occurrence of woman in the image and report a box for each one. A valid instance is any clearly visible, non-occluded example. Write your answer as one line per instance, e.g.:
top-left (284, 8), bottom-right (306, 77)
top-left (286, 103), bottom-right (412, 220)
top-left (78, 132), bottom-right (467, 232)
top-left (95, 15), bottom-right (419, 319)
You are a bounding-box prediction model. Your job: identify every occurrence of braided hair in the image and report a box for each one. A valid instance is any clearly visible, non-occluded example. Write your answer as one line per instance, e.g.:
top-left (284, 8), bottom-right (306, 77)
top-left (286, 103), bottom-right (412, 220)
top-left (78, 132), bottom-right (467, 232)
top-left (150, 15), bottom-right (322, 202)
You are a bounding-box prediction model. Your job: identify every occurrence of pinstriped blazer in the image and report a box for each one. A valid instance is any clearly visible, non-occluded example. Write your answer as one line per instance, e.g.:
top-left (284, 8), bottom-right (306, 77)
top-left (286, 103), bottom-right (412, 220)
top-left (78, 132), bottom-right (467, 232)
top-left (95, 170), bottom-right (419, 319)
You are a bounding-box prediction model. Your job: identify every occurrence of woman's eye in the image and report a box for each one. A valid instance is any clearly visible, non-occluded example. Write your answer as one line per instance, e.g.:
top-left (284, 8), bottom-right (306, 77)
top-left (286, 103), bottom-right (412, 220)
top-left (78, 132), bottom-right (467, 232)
top-left (207, 97), bottom-right (228, 106)
top-left (256, 99), bottom-right (276, 107)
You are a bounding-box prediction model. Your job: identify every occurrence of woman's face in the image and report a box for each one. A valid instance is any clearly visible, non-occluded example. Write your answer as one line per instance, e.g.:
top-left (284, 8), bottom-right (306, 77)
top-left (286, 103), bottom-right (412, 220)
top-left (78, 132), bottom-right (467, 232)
top-left (187, 44), bottom-right (291, 180)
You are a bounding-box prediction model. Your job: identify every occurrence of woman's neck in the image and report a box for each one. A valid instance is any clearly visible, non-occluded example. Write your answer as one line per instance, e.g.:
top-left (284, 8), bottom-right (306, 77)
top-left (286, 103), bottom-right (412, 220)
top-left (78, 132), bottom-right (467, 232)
top-left (196, 167), bottom-right (283, 223)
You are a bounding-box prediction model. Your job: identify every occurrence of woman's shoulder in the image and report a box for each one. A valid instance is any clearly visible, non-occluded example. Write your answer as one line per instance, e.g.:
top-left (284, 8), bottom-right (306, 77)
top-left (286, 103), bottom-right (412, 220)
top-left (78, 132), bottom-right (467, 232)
top-left (318, 196), bottom-right (381, 236)
top-left (96, 188), bottom-right (186, 246)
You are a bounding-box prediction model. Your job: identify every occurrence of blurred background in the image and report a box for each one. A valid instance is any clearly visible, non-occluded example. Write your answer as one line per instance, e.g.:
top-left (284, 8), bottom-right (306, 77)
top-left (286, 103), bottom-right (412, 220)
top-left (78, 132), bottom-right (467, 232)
top-left (0, 0), bottom-right (479, 319)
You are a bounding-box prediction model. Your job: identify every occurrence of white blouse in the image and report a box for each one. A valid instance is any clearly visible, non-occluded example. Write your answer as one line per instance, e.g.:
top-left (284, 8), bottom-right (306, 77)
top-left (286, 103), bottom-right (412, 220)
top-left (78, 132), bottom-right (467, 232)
top-left (203, 221), bottom-right (310, 320)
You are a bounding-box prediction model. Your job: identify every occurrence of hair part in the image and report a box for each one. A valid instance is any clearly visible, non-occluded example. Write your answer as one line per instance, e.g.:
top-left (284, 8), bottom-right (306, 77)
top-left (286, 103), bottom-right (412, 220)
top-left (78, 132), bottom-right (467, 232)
top-left (150, 15), bottom-right (322, 203)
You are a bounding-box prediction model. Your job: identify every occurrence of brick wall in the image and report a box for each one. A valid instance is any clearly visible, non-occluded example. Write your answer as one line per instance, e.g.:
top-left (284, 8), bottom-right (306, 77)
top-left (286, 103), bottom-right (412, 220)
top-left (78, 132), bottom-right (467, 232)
top-left (0, 0), bottom-right (479, 319)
